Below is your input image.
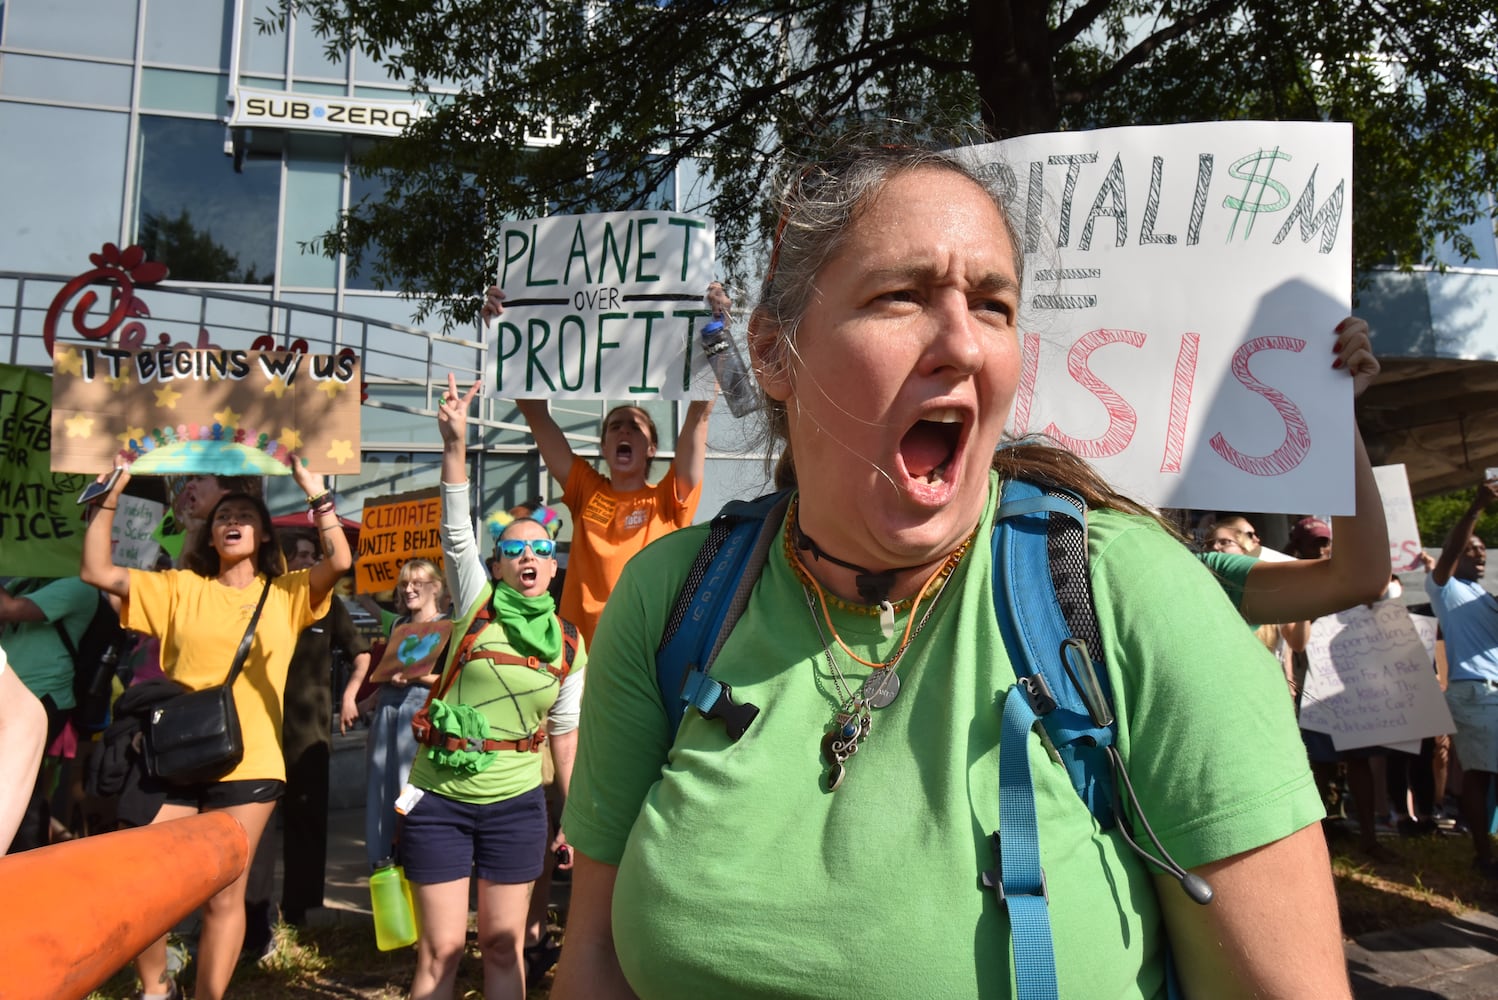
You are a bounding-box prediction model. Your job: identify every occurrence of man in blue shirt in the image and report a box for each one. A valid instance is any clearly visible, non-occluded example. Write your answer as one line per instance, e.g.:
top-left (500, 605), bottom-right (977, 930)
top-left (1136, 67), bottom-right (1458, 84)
top-left (1425, 478), bottom-right (1498, 876)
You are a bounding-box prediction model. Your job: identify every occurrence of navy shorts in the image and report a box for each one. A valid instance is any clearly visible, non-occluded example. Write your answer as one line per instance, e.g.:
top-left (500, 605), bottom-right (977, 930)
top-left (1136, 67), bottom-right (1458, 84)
top-left (399, 785), bottom-right (547, 885)
top-left (160, 778), bottom-right (285, 810)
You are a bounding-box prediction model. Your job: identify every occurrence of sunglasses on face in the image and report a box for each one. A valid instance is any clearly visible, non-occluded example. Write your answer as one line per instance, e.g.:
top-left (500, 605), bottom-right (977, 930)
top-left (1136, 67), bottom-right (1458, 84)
top-left (498, 538), bottom-right (556, 559)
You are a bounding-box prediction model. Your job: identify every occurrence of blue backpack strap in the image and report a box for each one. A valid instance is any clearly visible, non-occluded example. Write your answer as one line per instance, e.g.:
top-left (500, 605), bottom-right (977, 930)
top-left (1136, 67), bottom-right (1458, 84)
top-left (655, 491), bottom-right (792, 740)
top-left (986, 476), bottom-right (1117, 1000)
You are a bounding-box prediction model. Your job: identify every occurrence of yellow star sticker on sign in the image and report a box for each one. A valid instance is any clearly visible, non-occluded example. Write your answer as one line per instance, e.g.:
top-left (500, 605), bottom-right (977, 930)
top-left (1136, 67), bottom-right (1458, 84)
top-left (117, 425), bottom-right (146, 446)
top-left (277, 427), bottom-right (303, 452)
top-left (264, 375), bottom-right (292, 399)
top-left (326, 439), bottom-right (355, 465)
top-left (105, 371), bottom-right (131, 392)
top-left (54, 346), bottom-right (83, 377)
top-left (317, 378), bottom-right (345, 400)
top-left (64, 413), bottom-right (94, 438)
top-left (155, 385), bottom-right (182, 409)
top-left (214, 406), bottom-right (242, 427)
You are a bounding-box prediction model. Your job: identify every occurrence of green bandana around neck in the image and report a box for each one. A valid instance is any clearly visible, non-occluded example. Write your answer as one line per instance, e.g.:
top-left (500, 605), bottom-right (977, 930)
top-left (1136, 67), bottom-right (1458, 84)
top-left (490, 582), bottom-right (562, 662)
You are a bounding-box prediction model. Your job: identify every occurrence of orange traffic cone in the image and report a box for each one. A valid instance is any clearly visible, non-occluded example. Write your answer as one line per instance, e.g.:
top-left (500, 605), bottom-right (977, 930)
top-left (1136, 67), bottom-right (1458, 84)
top-left (0, 812), bottom-right (248, 1000)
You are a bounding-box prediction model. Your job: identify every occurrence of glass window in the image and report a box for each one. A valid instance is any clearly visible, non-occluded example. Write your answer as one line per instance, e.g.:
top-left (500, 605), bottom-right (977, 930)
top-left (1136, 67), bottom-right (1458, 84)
top-left (140, 68), bottom-right (227, 114)
top-left (345, 149), bottom-right (393, 292)
top-left (143, 0), bottom-right (231, 69)
top-left (0, 54), bottom-right (134, 107)
top-left (280, 132), bottom-right (343, 288)
top-left (4, 0), bottom-right (139, 60)
top-left (134, 115), bottom-right (279, 285)
top-left (238, 5), bottom-right (288, 77)
top-left (291, 7), bottom-right (348, 82)
top-left (339, 451), bottom-right (442, 516)
top-left (0, 104), bottom-right (128, 274)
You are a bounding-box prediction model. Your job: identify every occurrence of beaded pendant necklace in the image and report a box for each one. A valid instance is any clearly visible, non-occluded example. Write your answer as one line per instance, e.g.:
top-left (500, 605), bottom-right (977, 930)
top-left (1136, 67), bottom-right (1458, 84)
top-left (786, 505), bottom-right (976, 791)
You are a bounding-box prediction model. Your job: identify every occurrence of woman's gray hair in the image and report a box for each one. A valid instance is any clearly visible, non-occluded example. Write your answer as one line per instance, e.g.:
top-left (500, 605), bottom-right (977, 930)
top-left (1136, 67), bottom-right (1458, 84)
top-left (748, 129), bottom-right (1025, 487)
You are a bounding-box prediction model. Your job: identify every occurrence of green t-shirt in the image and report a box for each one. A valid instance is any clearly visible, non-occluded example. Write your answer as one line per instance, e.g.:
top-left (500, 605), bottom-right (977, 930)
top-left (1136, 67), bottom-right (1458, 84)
top-left (564, 476), bottom-right (1322, 999)
top-left (1197, 550), bottom-right (1256, 613)
top-left (2, 576), bottom-right (99, 709)
top-left (408, 590), bottom-right (587, 804)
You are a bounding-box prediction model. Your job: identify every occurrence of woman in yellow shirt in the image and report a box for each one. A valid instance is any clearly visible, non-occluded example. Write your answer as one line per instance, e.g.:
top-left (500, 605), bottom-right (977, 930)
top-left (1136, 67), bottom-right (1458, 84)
top-left (82, 461), bottom-right (351, 1000)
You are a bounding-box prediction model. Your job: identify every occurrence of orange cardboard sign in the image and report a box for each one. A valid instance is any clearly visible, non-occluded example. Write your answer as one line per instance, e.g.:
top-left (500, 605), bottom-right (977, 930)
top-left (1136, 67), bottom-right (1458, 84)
top-left (356, 487), bottom-right (443, 594)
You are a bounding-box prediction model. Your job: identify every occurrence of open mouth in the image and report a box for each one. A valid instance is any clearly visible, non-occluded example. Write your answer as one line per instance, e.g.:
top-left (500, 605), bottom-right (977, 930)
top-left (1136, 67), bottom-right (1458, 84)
top-left (224, 528), bottom-right (244, 543)
top-left (615, 442), bottom-right (634, 463)
top-left (519, 567), bottom-right (539, 587)
top-left (899, 408), bottom-right (967, 488)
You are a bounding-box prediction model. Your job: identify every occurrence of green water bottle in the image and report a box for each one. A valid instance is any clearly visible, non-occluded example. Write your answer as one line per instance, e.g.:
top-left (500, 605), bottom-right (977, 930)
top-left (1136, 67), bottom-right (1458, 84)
top-left (369, 858), bottom-right (418, 950)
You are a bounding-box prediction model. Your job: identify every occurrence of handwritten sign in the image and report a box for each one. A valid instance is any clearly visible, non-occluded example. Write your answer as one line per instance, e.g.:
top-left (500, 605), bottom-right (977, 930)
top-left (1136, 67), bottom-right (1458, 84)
top-left (111, 495), bottom-right (164, 570)
top-left (356, 487), bottom-right (443, 594)
top-left (490, 211), bottom-right (717, 400)
top-left (0, 365), bottom-right (89, 576)
top-left (49, 346), bottom-right (362, 475)
top-left (956, 121), bottom-right (1353, 513)
top-left (368, 619), bottom-right (454, 683)
top-left (1373, 463), bottom-right (1424, 572)
top-left (1299, 600), bottom-right (1454, 751)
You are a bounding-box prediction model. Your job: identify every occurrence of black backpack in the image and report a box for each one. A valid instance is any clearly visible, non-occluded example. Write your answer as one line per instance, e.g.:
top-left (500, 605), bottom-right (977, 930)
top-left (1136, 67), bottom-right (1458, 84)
top-left (55, 592), bottom-right (130, 733)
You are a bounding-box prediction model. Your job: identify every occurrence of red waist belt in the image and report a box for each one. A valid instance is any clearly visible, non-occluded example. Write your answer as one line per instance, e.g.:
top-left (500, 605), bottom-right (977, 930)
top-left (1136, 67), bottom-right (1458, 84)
top-left (410, 718), bottom-right (547, 754)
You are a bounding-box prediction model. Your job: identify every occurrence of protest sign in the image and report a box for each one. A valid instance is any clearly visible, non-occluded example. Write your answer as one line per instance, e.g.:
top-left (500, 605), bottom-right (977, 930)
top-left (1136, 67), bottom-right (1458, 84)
top-left (49, 346), bottom-right (362, 475)
top-left (490, 211), bottom-right (718, 401)
top-left (368, 619), bottom-right (454, 683)
top-left (1299, 600), bottom-right (1454, 751)
top-left (956, 121), bottom-right (1353, 513)
top-left (356, 487), bottom-right (442, 594)
top-left (1373, 464), bottom-right (1424, 571)
top-left (0, 365), bottom-right (90, 576)
top-left (111, 495), bottom-right (164, 570)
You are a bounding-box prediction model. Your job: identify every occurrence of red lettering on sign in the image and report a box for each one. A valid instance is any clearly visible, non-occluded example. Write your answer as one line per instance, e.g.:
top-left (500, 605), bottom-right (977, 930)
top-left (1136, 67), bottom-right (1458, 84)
top-left (1159, 332), bottom-right (1200, 473)
top-left (1039, 327), bottom-right (1144, 459)
top-left (1208, 336), bottom-right (1310, 476)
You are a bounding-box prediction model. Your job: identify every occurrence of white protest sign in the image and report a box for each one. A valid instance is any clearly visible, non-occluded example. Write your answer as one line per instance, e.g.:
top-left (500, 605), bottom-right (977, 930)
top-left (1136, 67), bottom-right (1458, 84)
top-left (1373, 463), bottom-right (1424, 572)
top-left (110, 495), bottom-right (163, 570)
top-left (1299, 600), bottom-right (1454, 751)
top-left (490, 211), bottom-right (717, 400)
top-left (956, 121), bottom-right (1353, 513)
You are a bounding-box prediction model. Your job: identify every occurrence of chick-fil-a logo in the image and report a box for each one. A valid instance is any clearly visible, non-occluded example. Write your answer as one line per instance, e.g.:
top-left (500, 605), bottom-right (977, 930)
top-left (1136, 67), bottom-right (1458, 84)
top-left (43, 243), bottom-right (366, 399)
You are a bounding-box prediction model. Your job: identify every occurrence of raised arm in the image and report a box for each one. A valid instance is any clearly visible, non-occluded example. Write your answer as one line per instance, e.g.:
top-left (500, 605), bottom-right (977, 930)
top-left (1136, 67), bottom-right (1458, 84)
top-left (1432, 479), bottom-right (1498, 587)
top-left (437, 372), bottom-right (491, 613)
top-left (484, 285), bottom-right (578, 484)
top-left (79, 469), bottom-right (132, 599)
top-left (1238, 318), bottom-right (1391, 623)
top-left (672, 398), bottom-right (714, 496)
top-left (292, 458), bottom-right (353, 608)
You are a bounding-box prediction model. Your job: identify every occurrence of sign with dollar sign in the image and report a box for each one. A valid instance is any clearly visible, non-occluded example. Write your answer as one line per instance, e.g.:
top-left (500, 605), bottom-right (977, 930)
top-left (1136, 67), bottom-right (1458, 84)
top-left (956, 121), bottom-right (1354, 514)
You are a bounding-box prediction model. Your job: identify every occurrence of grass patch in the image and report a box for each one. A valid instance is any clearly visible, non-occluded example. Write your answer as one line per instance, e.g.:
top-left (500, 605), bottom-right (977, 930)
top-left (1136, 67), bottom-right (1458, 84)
top-left (1331, 830), bottom-right (1495, 938)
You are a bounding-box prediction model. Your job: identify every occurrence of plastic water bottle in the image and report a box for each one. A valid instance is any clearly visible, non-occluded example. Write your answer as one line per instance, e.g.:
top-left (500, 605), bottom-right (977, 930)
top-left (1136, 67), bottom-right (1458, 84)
top-left (369, 858), bottom-right (418, 950)
top-left (700, 315), bottom-right (759, 417)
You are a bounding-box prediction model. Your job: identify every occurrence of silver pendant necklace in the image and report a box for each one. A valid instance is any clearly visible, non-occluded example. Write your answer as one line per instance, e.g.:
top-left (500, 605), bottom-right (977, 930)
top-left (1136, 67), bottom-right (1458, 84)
top-left (803, 568), bottom-right (954, 792)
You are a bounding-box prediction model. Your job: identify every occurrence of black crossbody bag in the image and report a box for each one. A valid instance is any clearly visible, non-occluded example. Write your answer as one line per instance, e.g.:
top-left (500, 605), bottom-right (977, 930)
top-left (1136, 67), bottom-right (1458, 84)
top-left (144, 580), bottom-right (271, 785)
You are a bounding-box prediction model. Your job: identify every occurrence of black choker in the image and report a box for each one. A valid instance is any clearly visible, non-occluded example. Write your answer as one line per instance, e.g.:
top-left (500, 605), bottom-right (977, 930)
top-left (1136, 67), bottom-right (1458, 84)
top-left (793, 515), bottom-right (897, 608)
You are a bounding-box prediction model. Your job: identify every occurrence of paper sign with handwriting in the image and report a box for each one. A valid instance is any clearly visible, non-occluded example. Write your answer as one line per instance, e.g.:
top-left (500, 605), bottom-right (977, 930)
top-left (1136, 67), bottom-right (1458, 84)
top-left (1373, 464), bottom-right (1424, 572)
top-left (956, 121), bottom-right (1353, 513)
top-left (368, 619), bottom-right (454, 683)
top-left (356, 487), bottom-right (443, 594)
top-left (490, 211), bottom-right (717, 401)
top-left (1299, 600), bottom-right (1453, 751)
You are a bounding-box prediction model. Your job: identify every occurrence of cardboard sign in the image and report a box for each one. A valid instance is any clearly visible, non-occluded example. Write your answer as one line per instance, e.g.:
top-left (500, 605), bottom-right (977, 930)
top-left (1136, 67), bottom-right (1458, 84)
top-left (0, 365), bottom-right (90, 576)
top-left (111, 495), bottom-right (164, 570)
top-left (367, 619), bottom-right (453, 683)
top-left (956, 121), bottom-right (1354, 513)
top-left (1299, 600), bottom-right (1454, 751)
top-left (490, 211), bottom-right (717, 400)
top-left (356, 487), bottom-right (443, 594)
top-left (48, 346), bottom-right (362, 475)
top-left (1373, 463), bottom-right (1425, 572)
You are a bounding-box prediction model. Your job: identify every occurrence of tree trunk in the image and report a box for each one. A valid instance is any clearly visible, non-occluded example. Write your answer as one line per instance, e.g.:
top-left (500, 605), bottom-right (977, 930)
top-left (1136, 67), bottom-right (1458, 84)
top-left (970, 0), bottom-right (1061, 139)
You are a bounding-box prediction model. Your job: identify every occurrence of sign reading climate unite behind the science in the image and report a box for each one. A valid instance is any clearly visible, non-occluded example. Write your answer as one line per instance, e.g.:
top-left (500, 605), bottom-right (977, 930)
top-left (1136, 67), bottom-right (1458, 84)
top-left (229, 86), bottom-right (427, 138)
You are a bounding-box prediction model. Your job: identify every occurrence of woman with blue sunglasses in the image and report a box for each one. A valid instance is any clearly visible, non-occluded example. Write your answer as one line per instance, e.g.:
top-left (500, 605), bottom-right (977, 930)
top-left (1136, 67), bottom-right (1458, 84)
top-left (394, 372), bottom-right (587, 1000)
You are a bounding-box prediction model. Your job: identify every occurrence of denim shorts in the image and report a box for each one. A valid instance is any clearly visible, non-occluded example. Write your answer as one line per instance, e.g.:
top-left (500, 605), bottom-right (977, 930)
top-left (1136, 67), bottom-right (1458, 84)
top-left (399, 784), bottom-right (547, 885)
top-left (1446, 680), bottom-right (1498, 774)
